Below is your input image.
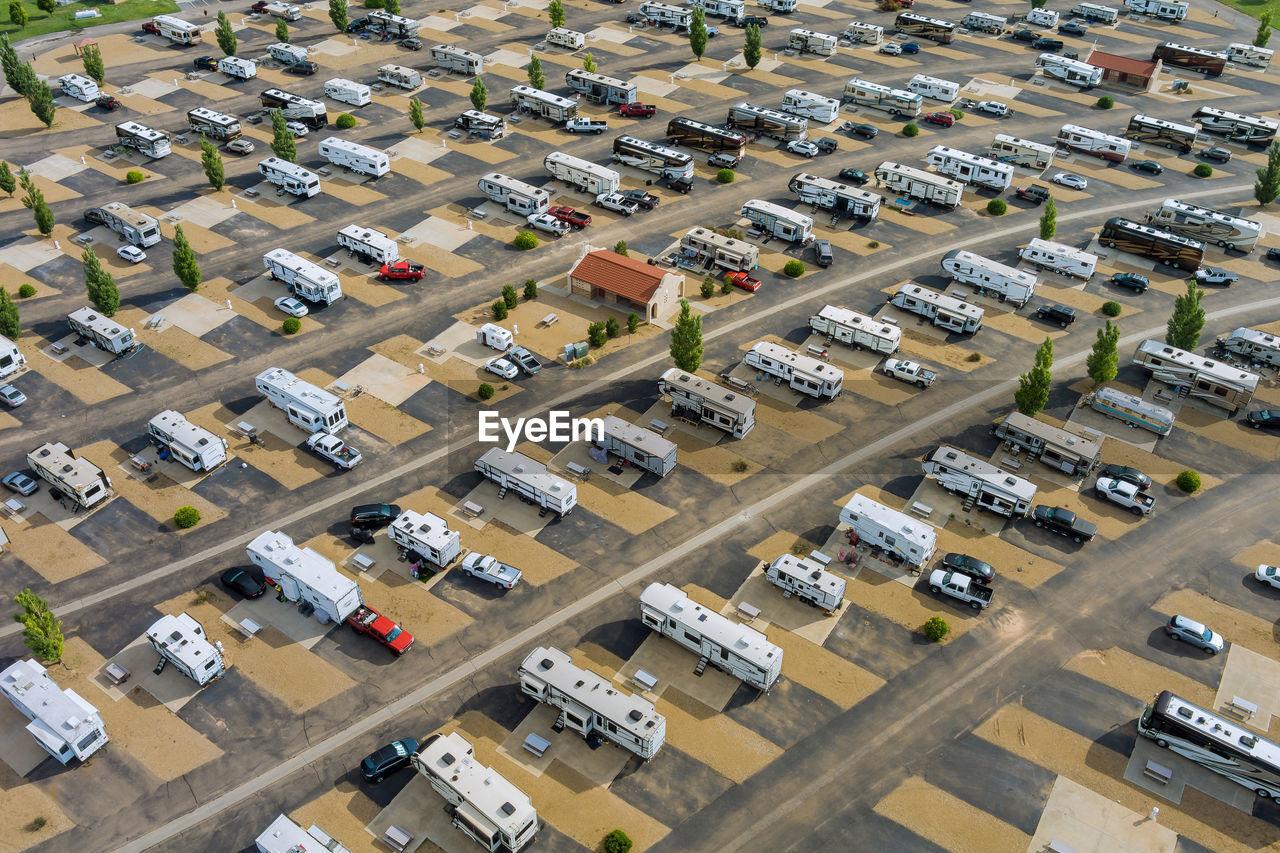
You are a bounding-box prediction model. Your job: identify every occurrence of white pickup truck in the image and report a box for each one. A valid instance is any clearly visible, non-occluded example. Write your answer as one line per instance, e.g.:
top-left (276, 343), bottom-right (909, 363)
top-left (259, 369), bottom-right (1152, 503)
top-left (526, 212), bottom-right (571, 237)
top-left (457, 553), bottom-right (523, 589)
top-left (594, 192), bottom-right (639, 216)
top-left (305, 433), bottom-right (363, 469)
top-left (565, 117), bottom-right (608, 135)
top-left (928, 569), bottom-right (993, 610)
top-left (1093, 478), bottom-right (1155, 516)
top-left (882, 358), bottom-right (937, 389)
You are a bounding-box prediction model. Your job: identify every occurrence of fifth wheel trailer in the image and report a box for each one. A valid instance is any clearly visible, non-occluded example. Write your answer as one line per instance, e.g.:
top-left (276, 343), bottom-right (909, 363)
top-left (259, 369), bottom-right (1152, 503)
top-left (477, 173), bottom-right (551, 215)
top-left (187, 107), bottom-right (242, 141)
top-left (839, 493), bottom-right (936, 568)
top-left (658, 368), bottom-right (756, 438)
top-left (27, 442), bottom-right (114, 509)
top-left (595, 415), bottom-right (678, 477)
top-left (786, 29), bottom-right (838, 57)
top-left (991, 410), bottom-right (1101, 476)
top-left (564, 69), bottom-right (637, 105)
top-left (263, 248), bottom-right (343, 304)
top-left (809, 305), bottom-right (901, 354)
top-left (941, 249), bottom-right (1038, 307)
top-left (509, 85), bottom-right (578, 123)
top-left (430, 44), bottom-right (483, 75)
top-left (146, 410), bottom-right (228, 472)
top-left (924, 145), bottom-right (1014, 192)
top-left (255, 366), bottom-right (349, 433)
top-left (1220, 328), bottom-right (1280, 368)
top-left (247, 530), bottom-right (364, 624)
top-left (788, 173), bottom-right (881, 221)
top-left (474, 448), bottom-right (577, 517)
top-left (1131, 339), bottom-right (1258, 413)
top-left (544, 152), bottom-right (620, 195)
top-left (921, 445), bottom-right (1037, 517)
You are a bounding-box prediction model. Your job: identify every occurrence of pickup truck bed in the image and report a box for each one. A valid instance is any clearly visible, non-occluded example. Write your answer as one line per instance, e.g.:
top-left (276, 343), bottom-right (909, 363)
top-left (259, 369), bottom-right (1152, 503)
top-left (458, 552), bottom-right (523, 589)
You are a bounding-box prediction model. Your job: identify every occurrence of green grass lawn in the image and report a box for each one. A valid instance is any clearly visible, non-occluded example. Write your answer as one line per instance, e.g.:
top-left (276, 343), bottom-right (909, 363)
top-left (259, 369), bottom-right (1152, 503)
top-left (1216, 0), bottom-right (1280, 24)
top-left (2, 0), bottom-right (179, 40)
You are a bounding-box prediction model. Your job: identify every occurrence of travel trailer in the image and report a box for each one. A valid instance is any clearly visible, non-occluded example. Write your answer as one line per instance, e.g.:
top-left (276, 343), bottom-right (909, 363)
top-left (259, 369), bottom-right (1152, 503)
top-left (187, 107), bottom-right (242, 141)
top-left (324, 78), bottom-right (371, 106)
top-left (726, 102), bottom-right (809, 141)
top-left (739, 199), bottom-right (813, 243)
top-left (263, 248), bottom-right (343, 304)
top-left (0, 659), bottom-right (108, 765)
top-left (544, 151), bottom-right (621, 195)
top-left (637, 1), bottom-right (692, 28)
top-left (1191, 106), bottom-right (1278, 145)
top-left (254, 366), bottom-right (348, 433)
top-left (565, 69), bottom-right (637, 105)
top-left (259, 89), bottom-right (327, 129)
top-left (146, 613), bottom-right (226, 685)
top-left (1056, 124), bottom-right (1131, 162)
top-left (991, 411), bottom-right (1101, 476)
top-left (258, 157), bottom-right (323, 197)
top-left (941, 249), bottom-right (1038, 307)
top-left (925, 145), bottom-right (1014, 192)
top-left (1149, 199), bottom-right (1263, 252)
top-left (546, 27), bottom-right (586, 50)
top-left (679, 227), bottom-right (759, 271)
top-left (906, 74), bottom-right (959, 102)
top-left (473, 448), bottom-right (577, 517)
top-left (430, 44), bottom-right (483, 75)
top-left (962, 11), bottom-right (1005, 33)
top-left (1124, 0), bottom-right (1188, 22)
top-left (27, 441), bottom-right (113, 509)
top-left (788, 173), bottom-right (881, 221)
top-left (842, 21), bottom-right (884, 43)
top-left (839, 493), bottom-right (936, 568)
top-left (875, 161), bottom-right (964, 209)
top-left (786, 29), bottom-right (838, 57)
top-left (595, 415), bottom-right (678, 477)
top-left (146, 410), bottom-right (228, 472)
top-left (67, 306), bottom-right (137, 354)
top-left (336, 225), bottom-right (399, 264)
top-left (1087, 386), bottom-right (1176, 435)
top-left (0, 335), bottom-right (25, 379)
top-left (509, 85), bottom-right (578, 123)
top-left (376, 64), bottom-right (421, 90)
top-left (843, 78), bottom-right (922, 117)
top-left (921, 446), bottom-right (1037, 517)
top-left (413, 732), bottom-right (538, 852)
top-left (57, 73), bottom-right (98, 102)
top-left (455, 110), bottom-right (506, 140)
top-left (217, 56), bottom-right (257, 80)
top-left (368, 9), bottom-right (418, 38)
top-left (318, 137), bottom-right (390, 177)
top-left (890, 284), bottom-right (984, 334)
top-left (1036, 54), bottom-right (1104, 88)
top-left (743, 342), bottom-right (844, 399)
top-left (1132, 340), bottom-right (1258, 413)
top-left (115, 121), bottom-right (171, 158)
top-left (1220, 328), bottom-right (1280, 368)
top-left (657, 368), bottom-right (756, 438)
top-left (1071, 2), bottom-right (1119, 23)
top-left (764, 553), bottom-right (845, 614)
top-left (809, 305), bottom-right (901, 354)
top-left (387, 509), bottom-right (462, 567)
top-left (1225, 42), bottom-right (1273, 68)
top-left (246, 531), bottom-right (363, 623)
top-left (988, 134), bottom-right (1056, 169)
top-left (477, 173), bottom-right (551, 215)
top-left (780, 89), bottom-right (841, 123)
top-left (1018, 238), bottom-right (1098, 279)
top-left (611, 136), bottom-right (694, 181)
top-left (84, 202), bottom-right (161, 247)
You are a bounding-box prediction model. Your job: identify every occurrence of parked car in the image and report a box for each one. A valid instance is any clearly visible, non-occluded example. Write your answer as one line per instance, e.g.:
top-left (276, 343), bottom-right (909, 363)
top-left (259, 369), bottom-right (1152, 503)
top-left (595, 192), bottom-right (639, 215)
top-left (1011, 28), bottom-right (1038, 42)
top-left (525, 212), bottom-right (571, 237)
top-left (2, 471), bottom-right (38, 496)
top-left (1268, 248), bottom-right (1280, 263)
top-left (924, 111), bottom-right (955, 127)
top-left (900, 42), bottom-right (920, 54)
top-left (1035, 303), bottom-right (1076, 327)
top-left (402, 37), bottom-right (423, 50)
top-left (225, 138), bottom-right (255, 155)
top-left (726, 271), bottom-right (762, 292)
top-left (0, 384), bottom-right (26, 407)
top-left (274, 296), bottom-right (309, 317)
top-left (1246, 409), bottom-right (1280, 430)
top-left (1130, 159), bottom-right (1163, 175)
top-left (709, 152), bottom-right (740, 168)
top-left (350, 503), bottom-right (401, 542)
top-left (1050, 172), bottom-right (1087, 190)
top-left (347, 604), bottom-right (414, 655)
top-left (485, 357), bottom-right (519, 379)
top-left (1016, 185), bottom-right (1051, 204)
top-left (940, 553), bottom-right (995, 583)
top-left (814, 239), bottom-right (833, 267)
top-left (117, 245), bottom-right (146, 264)
top-left (1201, 146), bottom-right (1232, 162)
top-left (285, 121), bottom-right (309, 137)
top-left (814, 137), bottom-right (838, 154)
top-left (1193, 266), bottom-right (1238, 286)
top-left (306, 433), bottom-right (362, 469)
top-left (976, 100), bottom-right (1009, 116)
top-left (1032, 505), bottom-right (1097, 543)
top-left (734, 14), bottom-right (768, 27)
top-left (219, 566), bottom-right (268, 599)
top-left (843, 122), bottom-right (878, 139)
top-left (564, 117), bottom-right (608, 135)
top-left (619, 189), bottom-right (660, 210)
top-left (1034, 37), bottom-right (1064, 52)
top-left (1110, 272), bottom-right (1149, 293)
top-left (1098, 464), bottom-right (1151, 490)
top-left (1255, 564), bottom-right (1280, 589)
top-left (838, 168), bottom-right (870, 185)
top-left (1059, 21), bottom-right (1089, 35)
top-left (879, 43), bottom-right (902, 56)
top-left (360, 738), bottom-right (420, 783)
top-left (786, 139), bottom-right (819, 157)
top-left (94, 94), bottom-right (121, 111)
top-left (1164, 614), bottom-right (1224, 654)
top-left (345, 16), bottom-right (369, 32)
top-left (193, 56), bottom-right (218, 71)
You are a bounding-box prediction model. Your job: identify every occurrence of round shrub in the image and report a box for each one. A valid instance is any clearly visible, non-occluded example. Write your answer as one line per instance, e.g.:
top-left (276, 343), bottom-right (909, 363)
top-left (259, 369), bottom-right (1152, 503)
top-left (1175, 470), bottom-right (1201, 493)
top-left (922, 616), bottom-right (949, 643)
top-left (1096, 95), bottom-right (1114, 109)
top-left (603, 830), bottom-right (633, 853)
top-left (1101, 300), bottom-right (1122, 317)
top-left (986, 198), bottom-right (1007, 216)
top-left (513, 231), bottom-right (538, 250)
top-left (125, 170), bottom-right (145, 184)
top-left (477, 382), bottom-right (495, 400)
top-left (715, 168), bottom-right (735, 183)
top-left (783, 259), bottom-right (805, 278)
top-left (174, 506), bottom-right (201, 529)
top-left (335, 113), bottom-right (357, 129)
top-left (1193, 163), bottom-right (1213, 178)
top-left (282, 317), bottom-right (301, 334)
top-left (18, 284), bottom-right (36, 298)
top-left (902, 122), bottom-right (919, 137)
top-left (949, 108), bottom-right (964, 120)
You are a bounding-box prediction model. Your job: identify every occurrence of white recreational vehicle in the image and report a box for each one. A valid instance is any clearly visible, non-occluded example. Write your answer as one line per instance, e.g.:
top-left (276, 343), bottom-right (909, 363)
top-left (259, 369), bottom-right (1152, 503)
top-left (546, 27), bottom-right (586, 50)
top-left (787, 29), bottom-right (838, 57)
top-left (430, 44), bottom-right (483, 75)
top-left (788, 173), bottom-right (880, 221)
top-left (611, 136), bottom-right (694, 181)
top-left (1226, 42), bottom-right (1273, 68)
top-left (809, 305), bottom-right (901, 354)
top-left (455, 110), bottom-right (506, 140)
top-left (476, 323), bottom-right (513, 351)
top-left (1124, 0), bottom-right (1188, 21)
top-left (1221, 328), bottom-right (1280, 368)
top-left (922, 446), bottom-right (1037, 517)
top-left (1036, 54), bottom-right (1104, 88)
top-left (474, 448), bottom-right (577, 517)
top-left (57, 73), bottom-right (98, 102)
top-left (780, 89), bottom-right (841, 124)
top-left (510, 85), bottom-right (578, 123)
top-left (1071, 2), bottom-right (1120, 22)
top-left (842, 21), bottom-right (884, 43)
top-left (764, 553), bottom-right (846, 614)
top-left (1026, 7), bottom-right (1060, 27)
top-left (638, 1), bottom-right (692, 28)
top-left (991, 410), bottom-right (1102, 476)
top-left (1132, 339), bottom-right (1258, 414)
top-left (146, 613), bottom-right (226, 685)
top-left (377, 64), bottom-right (421, 90)
top-left (907, 74), bottom-right (959, 102)
top-left (187, 107), bottom-right (242, 141)
top-left (1056, 124), bottom-right (1132, 163)
top-left (544, 151), bottom-right (621, 195)
top-left (941, 249), bottom-right (1038, 307)
top-left (595, 415), bottom-right (678, 477)
top-left (261, 2), bottom-right (302, 20)
top-left (658, 368), bottom-right (756, 438)
top-left (565, 69), bottom-right (637, 105)
top-left (744, 341), bottom-right (844, 399)
top-left (324, 78), bottom-right (371, 106)
top-left (84, 202), bottom-right (162, 247)
top-left (254, 816), bottom-right (350, 853)
top-left (246, 530), bottom-right (364, 624)
top-left (368, 9), bottom-right (418, 38)
top-left (876, 161), bottom-right (964, 209)
top-left (1018, 238), bottom-right (1098, 279)
top-left (690, 0), bottom-right (744, 18)
top-left (217, 56), bottom-right (257, 80)
top-left (266, 42), bottom-right (310, 68)
top-left (148, 15), bottom-right (200, 45)
top-left (115, 121), bottom-right (170, 158)
top-left (0, 335), bottom-right (25, 379)
top-left (146, 410), bottom-right (228, 473)
top-left (988, 134), bottom-right (1056, 169)
top-left (740, 199), bottom-right (813, 243)
top-left (1088, 386), bottom-right (1176, 435)
top-left (726, 102), bottom-right (809, 141)
top-left (639, 582), bottom-right (783, 691)
top-left (318, 137), bottom-right (389, 177)
top-left (413, 732), bottom-right (538, 853)
top-left (962, 10), bottom-right (1006, 33)
top-left (1149, 199), bottom-right (1263, 252)
top-left (254, 366), bottom-right (349, 433)
top-left (925, 145), bottom-right (1014, 192)
top-left (839, 494), bottom-right (936, 568)
top-left (0, 659), bottom-right (108, 766)
top-left (477, 173), bottom-right (551, 215)
top-left (67, 306), bottom-right (137, 354)
top-left (27, 442), bottom-right (113, 509)
top-left (260, 89), bottom-right (328, 129)
top-left (387, 509), bottom-right (462, 567)
top-left (890, 284), bottom-right (984, 334)
top-left (518, 646), bottom-right (666, 760)
top-left (257, 157), bottom-right (322, 198)
top-left (336, 225), bottom-right (399, 264)
top-left (679, 228), bottom-right (759, 272)
top-left (263, 248), bottom-right (343, 305)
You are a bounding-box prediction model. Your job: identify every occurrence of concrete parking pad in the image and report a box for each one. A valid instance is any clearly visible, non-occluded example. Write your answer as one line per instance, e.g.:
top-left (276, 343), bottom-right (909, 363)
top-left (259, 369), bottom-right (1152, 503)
top-left (874, 776), bottom-right (1031, 853)
top-left (0, 702), bottom-right (57, 776)
top-left (25, 153), bottom-right (88, 182)
top-left (335, 354), bottom-right (431, 407)
top-left (0, 236), bottom-right (63, 273)
top-left (721, 563), bottom-right (847, 646)
top-left (618, 634), bottom-right (741, 713)
top-left (4, 511), bottom-right (106, 583)
top-left (218, 402), bottom-right (328, 491)
top-left (166, 196), bottom-right (240, 230)
top-left (1029, 775), bottom-right (1177, 853)
top-left (499, 702), bottom-right (631, 786)
top-left (400, 215), bottom-right (482, 252)
top-left (225, 598), bottom-right (333, 652)
top-left (108, 636), bottom-right (210, 714)
top-left (1212, 645), bottom-right (1280, 733)
top-left (459, 480), bottom-right (558, 538)
top-left (367, 774), bottom-right (447, 853)
top-left (1123, 734), bottom-right (1257, 812)
top-left (149, 292), bottom-right (234, 337)
top-left (81, 440), bottom-right (228, 532)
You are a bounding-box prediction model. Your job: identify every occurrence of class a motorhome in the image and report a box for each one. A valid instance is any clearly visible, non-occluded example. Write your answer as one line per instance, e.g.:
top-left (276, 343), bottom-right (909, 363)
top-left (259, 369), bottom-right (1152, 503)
top-left (1055, 124), bottom-right (1132, 163)
top-left (1124, 0), bottom-right (1188, 22)
top-left (1149, 199), bottom-right (1263, 252)
top-left (455, 110), bottom-right (506, 139)
top-left (743, 341), bottom-right (844, 400)
top-left (259, 89), bottom-right (328, 129)
top-left (115, 121), bottom-right (171, 158)
top-left (962, 11), bottom-right (1005, 33)
top-left (413, 732), bottom-right (538, 853)
top-left (658, 368), bottom-right (756, 438)
top-left (255, 366), bottom-right (349, 433)
top-left (787, 173), bottom-right (881, 221)
top-left (780, 89), bottom-right (841, 123)
top-left (57, 73), bottom-right (98, 102)
top-left (893, 11), bottom-right (956, 44)
top-left (387, 509), bottom-right (462, 567)
top-left (839, 494), bottom-right (936, 567)
top-left (509, 85), bottom-right (578, 123)
top-left (217, 56), bottom-right (257, 80)
top-left (988, 134), bottom-right (1056, 169)
top-left (665, 118), bottom-right (748, 157)
top-left (921, 445), bottom-right (1038, 518)
top-left (611, 136), bottom-right (694, 181)
top-left (925, 145), bottom-right (1014, 192)
top-left (1125, 113), bottom-right (1200, 152)
top-left (145, 613), bottom-right (226, 685)
top-left (765, 553), bottom-right (845, 614)
top-left (726, 102), bottom-right (809, 141)
top-left (1151, 42), bottom-right (1226, 77)
top-left (890, 283), bottom-right (984, 334)
top-left (84, 202), bottom-right (162, 247)
top-left (0, 335), bottom-right (25, 379)
top-left (1087, 385), bottom-right (1176, 435)
top-left (740, 199), bottom-right (813, 243)
top-left (809, 305), bottom-right (901, 354)
top-left (639, 582), bottom-right (783, 691)
top-left (595, 415), bottom-right (678, 477)
top-left (376, 64), bottom-right (421, 90)
top-left (842, 21), bottom-right (883, 43)
top-left (1226, 42), bottom-right (1273, 68)
top-left (637, 1), bottom-right (692, 28)
top-left (258, 157), bottom-right (322, 198)
top-left (324, 78), bottom-right (371, 106)
top-left (67, 306), bottom-right (138, 354)
top-left (187, 107), bottom-right (242, 141)
top-left (518, 646), bottom-right (667, 760)
top-left (1018, 238), bottom-right (1098, 279)
top-left (875, 161), bottom-right (964, 209)
top-left (0, 658), bottom-right (108, 765)
top-left (246, 530), bottom-right (364, 623)
top-left (679, 227), bottom-right (759, 272)
top-left (941, 249), bottom-right (1038, 307)
top-left (149, 15), bottom-right (200, 44)
top-left (787, 29), bottom-right (838, 57)
top-left (1036, 54), bottom-right (1104, 88)
top-left (991, 410), bottom-right (1102, 475)
top-left (318, 137), bottom-right (390, 177)
top-left (368, 9), bottom-right (419, 37)
top-left (843, 79), bottom-right (923, 118)
top-left (146, 410), bottom-right (229, 472)
top-left (336, 224), bottom-right (399, 264)
top-left (757, 0), bottom-right (796, 10)
top-left (906, 74), bottom-right (959, 102)
top-left (546, 27), bottom-right (585, 50)
top-left (544, 151), bottom-right (621, 196)
top-left (430, 44), bottom-right (483, 75)
top-left (477, 173), bottom-right (551, 215)
top-left (27, 441), bottom-right (113, 509)
top-left (1071, 2), bottom-right (1119, 23)
top-left (1221, 328), bottom-right (1280, 367)
top-left (1132, 339), bottom-right (1258, 413)
top-left (565, 69), bottom-right (637, 105)
top-left (263, 248), bottom-right (343, 304)
top-left (474, 448), bottom-right (578, 517)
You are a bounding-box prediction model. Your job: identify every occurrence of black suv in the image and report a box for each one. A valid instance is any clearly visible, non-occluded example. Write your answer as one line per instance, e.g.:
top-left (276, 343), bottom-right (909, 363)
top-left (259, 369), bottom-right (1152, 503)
top-left (193, 56), bottom-right (218, 71)
top-left (1098, 464), bottom-right (1151, 490)
top-left (1011, 28), bottom-right (1038, 42)
top-left (350, 503), bottom-right (402, 541)
top-left (1036, 303), bottom-right (1076, 327)
top-left (814, 239), bottom-right (833, 267)
top-left (1016, 185), bottom-right (1051, 204)
top-left (734, 14), bottom-right (768, 27)
top-left (1034, 37), bottom-right (1064, 51)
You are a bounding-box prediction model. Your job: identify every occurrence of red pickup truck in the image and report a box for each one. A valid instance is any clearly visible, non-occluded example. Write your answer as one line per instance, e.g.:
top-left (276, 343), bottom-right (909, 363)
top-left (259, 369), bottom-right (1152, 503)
top-left (347, 605), bottom-right (414, 655)
top-left (378, 260), bottom-right (425, 281)
top-left (547, 205), bottom-right (592, 229)
top-left (141, 21), bottom-right (160, 33)
top-left (726, 271), bottom-right (762, 292)
top-left (618, 102), bottom-right (657, 118)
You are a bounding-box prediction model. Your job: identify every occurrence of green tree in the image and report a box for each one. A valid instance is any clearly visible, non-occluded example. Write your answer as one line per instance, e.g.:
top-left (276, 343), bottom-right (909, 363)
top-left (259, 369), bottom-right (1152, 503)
top-left (1193, 163), bottom-right (1213, 178)
top-left (36, 0), bottom-right (55, 14)
top-left (172, 225), bottom-right (202, 292)
top-left (26, 77), bottom-right (56, 128)
top-left (282, 316), bottom-right (301, 334)
top-left (626, 312), bottom-right (639, 335)
top-left (1165, 280), bottom-right (1205, 351)
top-left (82, 245), bottom-right (120, 316)
top-left (270, 109), bottom-right (297, 162)
top-left (81, 44), bottom-right (105, 85)
top-left (1096, 95), bottom-right (1114, 109)
top-left (409, 97), bottom-right (424, 131)
top-left (8, 2), bottom-right (28, 29)
top-left (1, 35), bottom-right (27, 96)
top-left (384, 0), bottom-right (400, 14)
top-left (0, 288), bottom-right (19, 339)
top-left (200, 137), bottom-right (225, 191)
top-left (1014, 337), bottom-right (1054, 416)
top-left (1102, 300), bottom-right (1122, 317)
top-left (1255, 141), bottom-right (1280, 205)
top-left (478, 382), bottom-right (495, 400)
top-left (502, 284), bottom-right (518, 309)
top-left (527, 54), bottom-right (545, 89)
top-left (605, 316), bottom-right (619, 338)
top-left (335, 112), bottom-right (356, 129)
top-left (700, 276), bottom-right (715, 298)
top-left (329, 0), bottom-right (349, 32)
top-left (470, 76), bottom-right (487, 111)
top-left (0, 160), bottom-right (14, 197)
top-left (613, 240), bottom-right (628, 257)
top-left (1038, 196), bottom-right (1057, 240)
top-left (902, 122), bottom-right (919, 137)
top-left (548, 0), bottom-right (565, 29)
top-left (1175, 470), bottom-right (1201, 493)
top-left (583, 51), bottom-right (597, 73)
top-left (513, 231), bottom-right (537, 250)
top-left (275, 17), bottom-right (290, 43)
top-left (783, 259), bottom-right (805, 277)
top-left (1085, 319), bottom-right (1120, 386)
top-left (30, 189), bottom-right (54, 236)
top-left (669, 298), bottom-right (703, 372)
top-left (716, 168), bottom-right (734, 183)
top-left (215, 10), bottom-right (237, 57)
top-left (523, 279), bottom-right (538, 300)
top-left (492, 300), bottom-right (508, 320)
top-left (987, 198), bottom-right (1007, 216)
top-left (1255, 11), bottom-right (1273, 49)
top-left (17, 166), bottom-right (36, 208)
top-left (587, 321), bottom-right (608, 347)
top-left (689, 7), bottom-right (708, 60)
top-left (13, 589), bottom-right (63, 662)
top-left (603, 830), bottom-right (633, 853)
top-left (743, 23), bottom-right (762, 69)
top-left (922, 616), bottom-right (949, 642)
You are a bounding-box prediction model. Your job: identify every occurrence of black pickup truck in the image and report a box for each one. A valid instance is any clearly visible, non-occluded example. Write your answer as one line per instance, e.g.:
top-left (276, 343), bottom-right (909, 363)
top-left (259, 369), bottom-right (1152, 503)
top-left (1032, 505), bottom-right (1098, 543)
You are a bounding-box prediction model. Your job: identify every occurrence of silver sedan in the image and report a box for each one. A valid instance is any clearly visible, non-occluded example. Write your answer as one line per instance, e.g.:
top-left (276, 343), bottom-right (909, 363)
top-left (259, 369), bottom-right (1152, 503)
top-left (1050, 172), bottom-right (1088, 190)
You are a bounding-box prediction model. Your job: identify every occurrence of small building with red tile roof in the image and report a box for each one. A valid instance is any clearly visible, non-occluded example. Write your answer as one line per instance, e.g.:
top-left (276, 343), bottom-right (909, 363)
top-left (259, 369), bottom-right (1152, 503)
top-left (1083, 50), bottom-right (1160, 89)
top-left (567, 247), bottom-right (685, 322)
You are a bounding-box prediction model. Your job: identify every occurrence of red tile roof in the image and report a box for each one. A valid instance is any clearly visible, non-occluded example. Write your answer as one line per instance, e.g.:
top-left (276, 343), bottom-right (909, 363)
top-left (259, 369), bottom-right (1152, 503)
top-left (570, 250), bottom-right (666, 303)
top-left (1088, 51), bottom-right (1157, 78)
